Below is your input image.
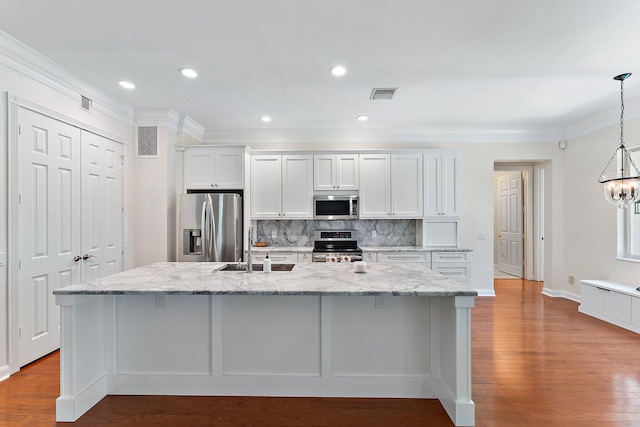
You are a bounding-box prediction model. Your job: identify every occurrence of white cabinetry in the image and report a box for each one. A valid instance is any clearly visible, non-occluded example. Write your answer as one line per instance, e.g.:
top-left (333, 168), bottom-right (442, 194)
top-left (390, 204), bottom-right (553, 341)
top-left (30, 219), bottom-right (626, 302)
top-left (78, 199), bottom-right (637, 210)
top-left (378, 252), bottom-right (430, 263)
top-left (359, 154), bottom-right (422, 218)
top-left (423, 152), bottom-right (459, 218)
top-left (579, 280), bottom-right (640, 334)
top-left (183, 146), bottom-right (244, 190)
top-left (314, 154), bottom-right (359, 190)
top-left (250, 155), bottom-right (313, 219)
top-left (251, 252), bottom-right (297, 263)
top-left (431, 252), bottom-right (470, 283)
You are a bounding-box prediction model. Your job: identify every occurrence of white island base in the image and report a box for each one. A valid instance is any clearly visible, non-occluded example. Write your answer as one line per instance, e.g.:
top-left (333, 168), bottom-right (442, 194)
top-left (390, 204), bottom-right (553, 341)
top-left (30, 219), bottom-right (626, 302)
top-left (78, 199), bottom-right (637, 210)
top-left (54, 262), bottom-right (476, 426)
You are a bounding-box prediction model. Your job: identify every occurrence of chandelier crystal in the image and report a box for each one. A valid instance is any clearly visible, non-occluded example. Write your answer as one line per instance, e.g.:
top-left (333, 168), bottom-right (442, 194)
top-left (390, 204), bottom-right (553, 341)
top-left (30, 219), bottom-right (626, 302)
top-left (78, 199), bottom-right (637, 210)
top-left (598, 73), bottom-right (640, 208)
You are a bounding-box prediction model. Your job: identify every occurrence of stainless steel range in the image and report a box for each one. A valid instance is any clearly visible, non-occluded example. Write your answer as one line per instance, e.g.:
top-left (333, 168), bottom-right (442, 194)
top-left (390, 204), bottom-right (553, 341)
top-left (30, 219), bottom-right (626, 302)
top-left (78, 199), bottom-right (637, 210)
top-left (312, 230), bottom-right (363, 262)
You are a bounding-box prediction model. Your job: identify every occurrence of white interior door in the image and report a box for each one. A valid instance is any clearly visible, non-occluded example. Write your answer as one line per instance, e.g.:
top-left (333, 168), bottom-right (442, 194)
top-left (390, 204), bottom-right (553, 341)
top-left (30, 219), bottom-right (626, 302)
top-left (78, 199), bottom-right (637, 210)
top-left (81, 131), bottom-right (123, 281)
top-left (498, 171), bottom-right (524, 277)
top-left (18, 108), bottom-right (81, 367)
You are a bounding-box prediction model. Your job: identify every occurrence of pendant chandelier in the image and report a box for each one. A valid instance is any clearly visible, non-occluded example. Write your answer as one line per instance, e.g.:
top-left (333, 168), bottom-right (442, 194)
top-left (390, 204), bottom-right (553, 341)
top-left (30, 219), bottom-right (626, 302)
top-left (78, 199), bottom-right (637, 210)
top-left (598, 73), bottom-right (640, 208)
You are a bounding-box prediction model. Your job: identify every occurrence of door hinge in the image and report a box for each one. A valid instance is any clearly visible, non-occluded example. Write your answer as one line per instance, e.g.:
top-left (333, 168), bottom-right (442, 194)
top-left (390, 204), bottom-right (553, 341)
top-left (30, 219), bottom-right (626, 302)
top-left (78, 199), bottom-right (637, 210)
top-left (19, 259), bottom-right (21, 269)
top-left (18, 124), bottom-right (21, 135)
top-left (18, 327), bottom-right (21, 338)
top-left (18, 194), bottom-right (22, 204)
top-left (120, 155), bottom-right (125, 165)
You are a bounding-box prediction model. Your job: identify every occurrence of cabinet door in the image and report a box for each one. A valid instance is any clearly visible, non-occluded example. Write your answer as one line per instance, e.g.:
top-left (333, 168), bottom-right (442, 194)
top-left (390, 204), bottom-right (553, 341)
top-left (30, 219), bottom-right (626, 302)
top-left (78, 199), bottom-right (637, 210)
top-left (423, 153), bottom-right (442, 217)
top-left (378, 252), bottom-right (430, 263)
top-left (580, 284), bottom-right (604, 314)
top-left (184, 147), bottom-right (216, 190)
top-left (213, 147), bottom-right (244, 189)
top-left (391, 154), bottom-right (423, 217)
top-left (362, 252), bottom-right (377, 263)
top-left (314, 154), bottom-right (335, 190)
top-left (282, 155), bottom-right (313, 218)
top-left (250, 156), bottom-right (282, 218)
top-left (335, 154), bottom-right (359, 190)
top-left (440, 153), bottom-right (459, 217)
top-left (359, 154), bottom-right (391, 218)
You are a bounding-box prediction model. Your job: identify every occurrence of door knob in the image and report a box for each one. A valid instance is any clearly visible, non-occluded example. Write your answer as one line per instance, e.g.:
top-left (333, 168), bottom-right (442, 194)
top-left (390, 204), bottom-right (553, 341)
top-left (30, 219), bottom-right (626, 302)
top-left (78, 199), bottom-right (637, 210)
top-left (73, 255), bottom-right (82, 262)
top-left (82, 254), bottom-right (96, 260)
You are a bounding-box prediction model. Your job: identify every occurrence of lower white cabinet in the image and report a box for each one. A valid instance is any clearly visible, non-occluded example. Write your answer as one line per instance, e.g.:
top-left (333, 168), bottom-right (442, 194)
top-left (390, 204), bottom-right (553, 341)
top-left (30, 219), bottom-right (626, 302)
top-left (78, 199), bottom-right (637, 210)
top-left (251, 252), bottom-right (297, 263)
top-left (431, 252), bottom-right (470, 283)
top-left (297, 252), bottom-right (312, 263)
top-left (579, 280), bottom-right (640, 334)
top-left (377, 252), bottom-right (430, 263)
top-left (362, 252), bottom-right (377, 264)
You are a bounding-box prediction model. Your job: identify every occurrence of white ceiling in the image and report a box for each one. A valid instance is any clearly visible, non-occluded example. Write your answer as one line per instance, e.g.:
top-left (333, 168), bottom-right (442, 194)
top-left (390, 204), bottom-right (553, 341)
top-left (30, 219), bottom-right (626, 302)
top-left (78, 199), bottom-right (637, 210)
top-left (2, 0), bottom-right (640, 142)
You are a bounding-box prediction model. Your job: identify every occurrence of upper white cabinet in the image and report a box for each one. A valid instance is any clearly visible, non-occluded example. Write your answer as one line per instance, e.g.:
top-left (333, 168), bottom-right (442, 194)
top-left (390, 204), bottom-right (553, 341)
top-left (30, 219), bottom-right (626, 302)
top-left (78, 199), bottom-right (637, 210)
top-left (423, 152), bottom-right (459, 218)
top-left (314, 154), bottom-right (359, 190)
top-left (251, 154), bottom-right (313, 219)
top-left (359, 154), bottom-right (391, 217)
top-left (359, 153), bottom-right (422, 218)
top-left (184, 146), bottom-right (244, 190)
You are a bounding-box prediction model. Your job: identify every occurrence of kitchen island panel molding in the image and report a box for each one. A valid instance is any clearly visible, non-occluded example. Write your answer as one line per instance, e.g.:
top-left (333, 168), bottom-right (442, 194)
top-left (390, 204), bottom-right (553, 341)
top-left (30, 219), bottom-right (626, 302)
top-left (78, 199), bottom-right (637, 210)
top-left (55, 263), bottom-right (476, 426)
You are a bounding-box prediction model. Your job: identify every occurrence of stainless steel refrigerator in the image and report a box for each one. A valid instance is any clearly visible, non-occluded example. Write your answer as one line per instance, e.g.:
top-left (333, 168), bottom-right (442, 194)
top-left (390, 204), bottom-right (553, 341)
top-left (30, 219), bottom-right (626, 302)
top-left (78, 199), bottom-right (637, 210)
top-left (179, 193), bottom-right (243, 262)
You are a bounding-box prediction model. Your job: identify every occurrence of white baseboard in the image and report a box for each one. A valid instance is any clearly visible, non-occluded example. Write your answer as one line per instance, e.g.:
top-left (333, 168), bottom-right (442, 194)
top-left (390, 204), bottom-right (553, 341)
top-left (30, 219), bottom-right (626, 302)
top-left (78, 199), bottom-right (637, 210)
top-left (475, 288), bottom-right (496, 297)
top-left (0, 364), bottom-right (10, 382)
top-left (542, 287), bottom-right (580, 302)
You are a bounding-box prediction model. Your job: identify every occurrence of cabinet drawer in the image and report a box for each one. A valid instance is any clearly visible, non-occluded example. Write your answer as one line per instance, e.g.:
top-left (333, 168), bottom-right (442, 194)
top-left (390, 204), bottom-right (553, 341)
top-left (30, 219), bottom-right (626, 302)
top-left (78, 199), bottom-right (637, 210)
top-left (378, 252), bottom-right (430, 263)
top-left (580, 284), bottom-right (604, 314)
top-left (603, 291), bottom-right (632, 324)
top-left (432, 252), bottom-right (469, 262)
top-left (432, 264), bottom-right (470, 282)
top-left (252, 252), bottom-right (297, 263)
top-left (362, 252), bottom-right (377, 263)
top-left (297, 252), bottom-right (312, 263)
top-left (632, 297), bottom-right (640, 327)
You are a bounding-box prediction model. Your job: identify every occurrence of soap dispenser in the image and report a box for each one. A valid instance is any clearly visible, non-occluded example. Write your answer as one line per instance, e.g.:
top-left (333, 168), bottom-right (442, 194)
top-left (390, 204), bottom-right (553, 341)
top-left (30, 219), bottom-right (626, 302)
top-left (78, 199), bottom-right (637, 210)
top-left (263, 253), bottom-right (272, 273)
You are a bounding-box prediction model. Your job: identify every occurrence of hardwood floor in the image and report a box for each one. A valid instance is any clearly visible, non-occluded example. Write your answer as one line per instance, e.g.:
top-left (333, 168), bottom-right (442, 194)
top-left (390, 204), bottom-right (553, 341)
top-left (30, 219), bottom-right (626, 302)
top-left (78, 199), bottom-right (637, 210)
top-left (2, 279), bottom-right (640, 426)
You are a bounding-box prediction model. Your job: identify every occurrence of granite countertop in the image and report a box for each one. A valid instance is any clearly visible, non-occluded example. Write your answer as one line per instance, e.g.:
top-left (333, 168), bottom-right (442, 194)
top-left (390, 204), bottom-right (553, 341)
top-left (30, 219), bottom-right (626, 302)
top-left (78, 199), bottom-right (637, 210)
top-left (251, 246), bottom-right (471, 253)
top-left (53, 262), bottom-right (477, 297)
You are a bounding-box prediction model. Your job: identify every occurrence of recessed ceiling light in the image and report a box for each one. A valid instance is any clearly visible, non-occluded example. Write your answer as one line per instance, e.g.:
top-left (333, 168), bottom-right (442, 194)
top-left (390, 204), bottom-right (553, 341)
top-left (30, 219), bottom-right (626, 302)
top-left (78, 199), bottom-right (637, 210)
top-left (260, 116), bottom-right (272, 122)
top-left (357, 115), bottom-right (369, 121)
top-left (118, 80), bottom-right (135, 89)
top-left (180, 68), bottom-right (198, 78)
top-left (330, 65), bottom-right (347, 77)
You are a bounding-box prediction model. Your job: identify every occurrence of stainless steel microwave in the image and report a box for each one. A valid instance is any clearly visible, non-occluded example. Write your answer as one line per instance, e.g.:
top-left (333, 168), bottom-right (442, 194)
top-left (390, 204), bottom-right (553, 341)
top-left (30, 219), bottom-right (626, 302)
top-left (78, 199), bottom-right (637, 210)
top-left (313, 195), bottom-right (359, 220)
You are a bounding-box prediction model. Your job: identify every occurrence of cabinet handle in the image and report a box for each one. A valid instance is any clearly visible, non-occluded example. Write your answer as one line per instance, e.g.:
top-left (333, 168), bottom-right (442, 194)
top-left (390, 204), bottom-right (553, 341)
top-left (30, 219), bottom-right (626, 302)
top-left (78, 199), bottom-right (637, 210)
top-left (596, 287), bottom-right (611, 292)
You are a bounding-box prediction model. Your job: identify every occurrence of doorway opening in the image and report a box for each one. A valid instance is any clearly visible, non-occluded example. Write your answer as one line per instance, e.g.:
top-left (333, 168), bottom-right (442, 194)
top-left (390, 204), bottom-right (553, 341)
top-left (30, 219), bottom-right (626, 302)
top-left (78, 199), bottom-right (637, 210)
top-left (493, 162), bottom-right (545, 281)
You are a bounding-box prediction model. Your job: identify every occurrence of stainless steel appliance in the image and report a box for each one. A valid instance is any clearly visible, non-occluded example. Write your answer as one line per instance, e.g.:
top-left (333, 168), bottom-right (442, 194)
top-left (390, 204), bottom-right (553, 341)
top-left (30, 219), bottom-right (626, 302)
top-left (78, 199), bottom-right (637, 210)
top-left (313, 195), bottom-right (358, 220)
top-left (179, 193), bottom-right (242, 262)
top-left (312, 230), bottom-right (363, 262)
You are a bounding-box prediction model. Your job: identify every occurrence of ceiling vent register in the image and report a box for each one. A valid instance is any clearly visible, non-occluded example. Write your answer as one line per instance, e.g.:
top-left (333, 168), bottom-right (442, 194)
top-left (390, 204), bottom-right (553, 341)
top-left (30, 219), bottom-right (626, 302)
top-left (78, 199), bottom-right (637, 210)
top-left (370, 88), bottom-right (398, 100)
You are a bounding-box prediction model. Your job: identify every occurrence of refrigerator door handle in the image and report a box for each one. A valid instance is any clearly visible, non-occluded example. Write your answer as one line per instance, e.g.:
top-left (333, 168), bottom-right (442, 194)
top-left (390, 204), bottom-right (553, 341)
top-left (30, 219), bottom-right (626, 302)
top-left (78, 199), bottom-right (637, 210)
top-left (201, 200), bottom-right (209, 259)
top-left (208, 196), bottom-right (220, 262)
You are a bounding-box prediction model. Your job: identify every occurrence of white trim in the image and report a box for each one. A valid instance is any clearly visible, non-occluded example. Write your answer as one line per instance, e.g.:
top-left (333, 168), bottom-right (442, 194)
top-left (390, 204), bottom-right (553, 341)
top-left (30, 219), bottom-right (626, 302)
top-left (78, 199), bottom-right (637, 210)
top-left (6, 93), bottom-right (20, 375)
top-left (541, 287), bottom-right (580, 302)
top-left (474, 289), bottom-right (496, 297)
top-left (0, 364), bottom-right (10, 382)
top-left (0, 30), bottom-right (134, 126)
top-left (178, 114), bottom-right (205, 142)
top-left (135, 109), bottom-right (181, 131)
top-left (203, 127), bottom-right (566, 145)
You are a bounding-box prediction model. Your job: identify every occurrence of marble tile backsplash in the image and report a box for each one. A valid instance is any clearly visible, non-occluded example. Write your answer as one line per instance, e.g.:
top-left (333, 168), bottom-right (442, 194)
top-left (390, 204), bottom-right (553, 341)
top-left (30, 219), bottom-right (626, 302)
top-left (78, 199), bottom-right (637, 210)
top-left (255, 219), bottom-right (416, 247)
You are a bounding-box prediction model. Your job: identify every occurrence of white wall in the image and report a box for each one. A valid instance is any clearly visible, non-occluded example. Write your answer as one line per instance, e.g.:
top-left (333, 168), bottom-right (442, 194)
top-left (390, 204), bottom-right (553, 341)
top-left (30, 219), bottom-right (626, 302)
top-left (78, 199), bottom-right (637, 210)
top-left (0, 62), bottom-right (134, 379)
top-left (563, 117), bottom-right (640, 295)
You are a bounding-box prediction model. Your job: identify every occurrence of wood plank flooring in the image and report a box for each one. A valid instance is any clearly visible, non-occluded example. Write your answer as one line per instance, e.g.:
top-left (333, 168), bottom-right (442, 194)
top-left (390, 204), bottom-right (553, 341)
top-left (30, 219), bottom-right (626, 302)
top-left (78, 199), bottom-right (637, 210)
top-left (2, 279), bottom-right (640, 426)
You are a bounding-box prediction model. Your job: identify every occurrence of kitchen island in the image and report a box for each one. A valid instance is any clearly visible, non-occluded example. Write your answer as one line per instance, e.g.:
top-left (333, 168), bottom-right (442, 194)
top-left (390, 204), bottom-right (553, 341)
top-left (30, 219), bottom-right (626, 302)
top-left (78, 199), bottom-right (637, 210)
top-left (54, 262), bottom-right (477, 426)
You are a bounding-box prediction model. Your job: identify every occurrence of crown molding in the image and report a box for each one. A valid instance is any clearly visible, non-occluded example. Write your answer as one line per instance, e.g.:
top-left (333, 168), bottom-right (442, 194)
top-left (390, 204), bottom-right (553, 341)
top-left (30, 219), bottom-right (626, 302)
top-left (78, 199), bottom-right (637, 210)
top-left (178, 114), bottom-right (205, 142)
top-left (563, 95), bottom-right (640, 140)
top-left (134, 109), bottom-right (181, 131)
top-left (203, 126), bottom-right (565, 145)
top-left (0, 30), bottom-right (134, 126)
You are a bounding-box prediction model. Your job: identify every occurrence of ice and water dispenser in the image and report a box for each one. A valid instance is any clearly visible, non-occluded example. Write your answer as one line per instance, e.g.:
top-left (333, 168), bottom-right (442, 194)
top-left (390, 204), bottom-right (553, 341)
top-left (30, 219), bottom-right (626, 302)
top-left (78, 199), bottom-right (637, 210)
top-left (183, 229), bottom-right (202, 256)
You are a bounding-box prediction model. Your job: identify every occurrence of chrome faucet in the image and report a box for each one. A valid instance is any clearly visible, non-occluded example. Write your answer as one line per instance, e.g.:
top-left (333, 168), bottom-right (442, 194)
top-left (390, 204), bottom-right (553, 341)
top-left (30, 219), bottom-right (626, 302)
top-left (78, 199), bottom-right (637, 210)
top-left (246, 226), bottom-right (253, 273)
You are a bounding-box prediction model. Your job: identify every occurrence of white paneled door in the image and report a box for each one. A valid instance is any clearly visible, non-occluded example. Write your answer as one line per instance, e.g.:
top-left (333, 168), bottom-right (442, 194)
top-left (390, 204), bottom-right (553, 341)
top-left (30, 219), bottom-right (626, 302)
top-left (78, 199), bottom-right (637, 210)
top-left (81, 130), bottom-right (123, 281)
top-left (497, 171), bottom-right (524, 277)
top-left (18, 109), bottom-right (82, 366)
top-left (17, 109), bottom-right (123, 367)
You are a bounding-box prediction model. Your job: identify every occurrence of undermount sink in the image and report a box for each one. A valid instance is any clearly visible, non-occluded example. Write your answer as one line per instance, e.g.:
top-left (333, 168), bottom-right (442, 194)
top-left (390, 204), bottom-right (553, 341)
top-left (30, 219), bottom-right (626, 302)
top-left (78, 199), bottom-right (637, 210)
top-left (217, 264), bottom-right (295, 272)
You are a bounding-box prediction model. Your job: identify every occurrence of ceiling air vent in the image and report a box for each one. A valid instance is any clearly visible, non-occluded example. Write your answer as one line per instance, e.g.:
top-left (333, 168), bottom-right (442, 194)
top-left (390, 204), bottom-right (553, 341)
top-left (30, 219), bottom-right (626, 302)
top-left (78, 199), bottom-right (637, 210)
top-left (80, 95), bottom-right (92, 111)
top-left (370, 87), bottom-right (397, 100)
